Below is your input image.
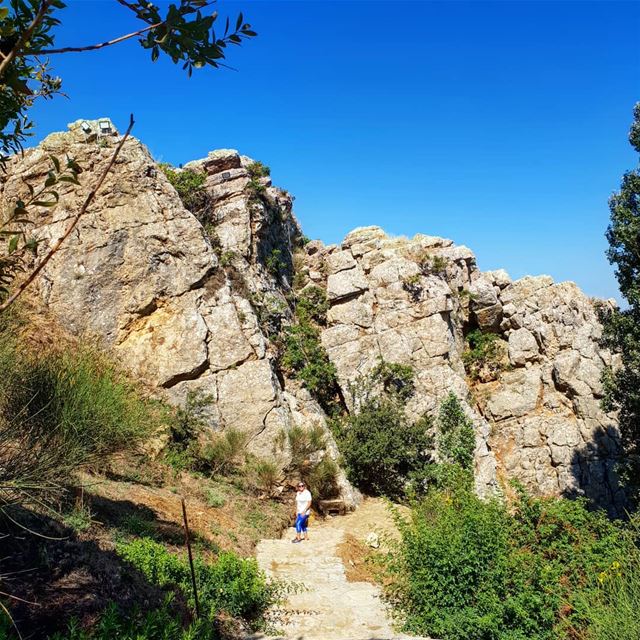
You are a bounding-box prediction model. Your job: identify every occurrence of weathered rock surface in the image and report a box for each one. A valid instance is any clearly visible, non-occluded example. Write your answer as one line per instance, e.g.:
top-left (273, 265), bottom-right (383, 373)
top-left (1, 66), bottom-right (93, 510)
top-left (303, 228), bottom-right (624, 512)
top-left (0, 119), bottom-right (356, 506)
top-left (0, 120), bottom-right (624, 513)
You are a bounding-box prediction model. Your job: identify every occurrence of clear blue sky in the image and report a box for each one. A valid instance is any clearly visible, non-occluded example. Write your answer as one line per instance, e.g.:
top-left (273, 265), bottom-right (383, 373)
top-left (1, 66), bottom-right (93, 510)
top-left (29, 0), bottom-right (640, 300)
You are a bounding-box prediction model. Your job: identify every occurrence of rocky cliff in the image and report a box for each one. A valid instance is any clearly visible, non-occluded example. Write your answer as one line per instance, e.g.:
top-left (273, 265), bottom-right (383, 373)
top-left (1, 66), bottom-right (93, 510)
top-left (0, 120), bottom-right (624, 513)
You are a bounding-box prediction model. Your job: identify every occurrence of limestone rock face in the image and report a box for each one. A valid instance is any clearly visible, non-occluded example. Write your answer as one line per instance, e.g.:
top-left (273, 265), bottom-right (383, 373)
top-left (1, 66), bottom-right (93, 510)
top-left (0, 122), bottom-right (357, 506)
top-left (0, 122), bottom-right (623, 513)
top-left (303, 228), bottom-right (624, 512)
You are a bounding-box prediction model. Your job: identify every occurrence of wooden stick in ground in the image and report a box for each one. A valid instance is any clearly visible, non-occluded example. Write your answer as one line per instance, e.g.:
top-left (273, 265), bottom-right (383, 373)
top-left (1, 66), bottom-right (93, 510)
top-left (181, 497), bottom-right (201, 618)
top-left (0, 114), bottom-right (135, 313)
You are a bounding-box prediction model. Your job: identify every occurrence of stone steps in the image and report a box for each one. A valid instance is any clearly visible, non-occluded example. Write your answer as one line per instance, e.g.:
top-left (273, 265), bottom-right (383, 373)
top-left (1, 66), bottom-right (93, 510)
top-left (250, 524), bottom-right (432, 640)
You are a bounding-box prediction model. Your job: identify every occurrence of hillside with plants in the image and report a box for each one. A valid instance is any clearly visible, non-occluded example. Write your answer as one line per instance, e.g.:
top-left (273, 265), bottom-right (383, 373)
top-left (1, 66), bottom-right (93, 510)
top-left (0, 107), bottom-right (638, 640)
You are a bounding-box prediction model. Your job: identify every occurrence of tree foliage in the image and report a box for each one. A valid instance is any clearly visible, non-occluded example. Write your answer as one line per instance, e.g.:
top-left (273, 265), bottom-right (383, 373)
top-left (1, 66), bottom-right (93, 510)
top-left (601, 103), bottom-right (640, 500)
top-left (437, 392), bottom-right (476, 471)
top-left (0, 0), bottom-right (256, 163)
top-left (332, 362), bottom-right (434, 498)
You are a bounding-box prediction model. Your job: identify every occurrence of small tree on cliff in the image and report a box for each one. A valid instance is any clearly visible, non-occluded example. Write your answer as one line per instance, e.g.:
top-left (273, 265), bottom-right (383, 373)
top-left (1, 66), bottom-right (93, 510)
top-left (601, 102), bottom-right (640, 501)
top-left (0, 0), bottom-right (256, 310)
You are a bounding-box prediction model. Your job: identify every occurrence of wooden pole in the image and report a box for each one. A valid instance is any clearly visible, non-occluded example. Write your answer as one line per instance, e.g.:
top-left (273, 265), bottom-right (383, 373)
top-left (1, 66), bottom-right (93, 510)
top-left (181, 497), bottom-right (201, 618)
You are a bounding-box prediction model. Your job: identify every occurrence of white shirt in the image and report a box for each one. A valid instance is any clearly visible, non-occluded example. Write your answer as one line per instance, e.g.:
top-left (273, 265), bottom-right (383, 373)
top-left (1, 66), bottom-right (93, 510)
top-left (296, 489), bottom-right (312, 515)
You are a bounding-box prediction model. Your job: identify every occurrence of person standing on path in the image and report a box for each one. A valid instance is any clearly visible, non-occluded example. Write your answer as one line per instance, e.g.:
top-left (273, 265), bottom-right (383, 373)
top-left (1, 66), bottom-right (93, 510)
top-left (292, 481), bottom-right (312, 543)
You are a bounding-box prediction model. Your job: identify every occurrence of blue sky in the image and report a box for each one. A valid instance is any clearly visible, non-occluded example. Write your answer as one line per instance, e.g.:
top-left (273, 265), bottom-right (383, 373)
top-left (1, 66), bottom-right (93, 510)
top-left (29, 0), bottom-right (640, 300)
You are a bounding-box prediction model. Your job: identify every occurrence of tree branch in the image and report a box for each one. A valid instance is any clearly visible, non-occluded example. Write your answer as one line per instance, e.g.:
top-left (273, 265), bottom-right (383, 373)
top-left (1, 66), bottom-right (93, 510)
top-left (0, 114), bottom-right (136, 313)
top-left (32, 22), bottom-right (162, 55)
top-left (0, 0), bottom-right (53, 78)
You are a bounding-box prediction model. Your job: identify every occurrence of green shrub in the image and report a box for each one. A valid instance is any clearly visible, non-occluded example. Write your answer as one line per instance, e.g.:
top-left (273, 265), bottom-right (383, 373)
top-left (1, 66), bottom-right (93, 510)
top-left (247, 160), bottom-right (271, 178)
top-left (389, 485), bottom-right (636, 640)
top-left (296, 286), bottom-right (329, 325)
top-left (165, 390), bottom-right (214, 472)
top-left (370, 359), bottom-right (415, 400)
top-left (200, 428), bottom-right (248, 476)
top-left (306, 457), bottom-right (340, 500)
top-left (402, 273), bottom-right (423, 301)
top-left (462, 329), bottom-right (506, 381)
top-left (247, 459), bottom-right (281, 496)
top-left (287, 424), bottom-right (326, 468)
top-left (48, 601), bottom-right (217, 640)
top-left (159, 164), bottom-right (207, 213)
top-left (0, 321), bottom-right (158, 511)
top-left (284, 425), bottom-right (339, 499)
top-left (245, 161), bottom-right (270, 203)
top-left (265, 248), bottom-right (286, 277)
top-left (578, 530), bottom-right (640, 640)
top-left (117, 537), bottom-right (278, 622)
top-left (333, 397), bottom-right (433, 499)
top-left (417, 251), bottom-right (448, 276)
top-left (437, 392), bottom-right (475, 472)
top-left (63, 500), bottom-right (94, 533)
top-left (280, 321), bottom-right (340, 414)
top-left (204, 488), bottom-right (226, 508)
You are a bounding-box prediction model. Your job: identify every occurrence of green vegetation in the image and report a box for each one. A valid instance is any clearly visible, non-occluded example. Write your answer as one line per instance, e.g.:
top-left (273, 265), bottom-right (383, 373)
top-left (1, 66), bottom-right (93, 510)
top-left (281, 320), bottom-right (340, 413)
top-left (387, 484), bottom-right (640, 640)
top-left (265, 247), bottom-right (287, 277)
top-left (280, 288), bottom-right (341, 414)
top-left (370, 359), bottom-right (415, 400)
top-left (0, 310), bottom-right (157, 512)
top-left (203, 488), bottom-right (226, 509)
top-left (402, 273), bottom-right (423, 301)
top-left (462, 329), bottom-right (507, 382)
top-left (47, 602), bottom-right (217, 640)
top-left (285, 425), bottom-right (339, 499)
top-left (333, 394), bottom-right (432, 499)
top-left (579, 534), bottom-right (640, 640)
top-left (601, 102), bottom-right (640, 504)
top-left (247, 161), bottom-right (271, 178)
top-left (62, 500), bottom-right (94, 533)
top-left (437, 393), bottom-right (476, 472)
top-left (117, 537), bottom-right (278, 622)
top-left (159, 164), bottom-right (207, 213)
top-left (245, 162), bottom-right (271, 202)
top-left (295, 286), bottom-right (329, 324)
top-left (416, 251), bottom-right (448, 277)
top-left (246, 459), bottom-right (281, 497)
top-left (332, 362), bottom-right (433, 499)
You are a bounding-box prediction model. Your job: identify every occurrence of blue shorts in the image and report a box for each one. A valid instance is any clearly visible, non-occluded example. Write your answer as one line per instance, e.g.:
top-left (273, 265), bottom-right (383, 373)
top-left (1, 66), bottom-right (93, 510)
top-left (295, 513), bottom-right (309, 533)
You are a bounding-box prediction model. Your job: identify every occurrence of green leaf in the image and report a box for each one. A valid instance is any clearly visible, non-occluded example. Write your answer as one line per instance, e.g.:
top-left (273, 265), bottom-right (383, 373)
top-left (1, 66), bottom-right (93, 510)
top-left (50, 155), bottom-right (60, 172)
top-left (44, 171), bottom-right (57, 187)
top-left (58, 176), bottom-right (80, 185)
top-left (8, 235), bottom-right (20, 255)
top-left (33, 200), bottom-right (57, 207)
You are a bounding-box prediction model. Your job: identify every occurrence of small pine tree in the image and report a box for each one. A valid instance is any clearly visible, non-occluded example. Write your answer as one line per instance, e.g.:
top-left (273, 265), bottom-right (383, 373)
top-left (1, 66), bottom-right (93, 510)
top-left (437, 392), bottom-right (476, 471)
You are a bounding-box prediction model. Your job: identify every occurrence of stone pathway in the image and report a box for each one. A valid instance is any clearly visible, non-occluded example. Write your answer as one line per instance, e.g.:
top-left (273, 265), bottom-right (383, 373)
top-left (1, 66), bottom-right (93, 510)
top-left (248, 500), bottom-right (428, 640)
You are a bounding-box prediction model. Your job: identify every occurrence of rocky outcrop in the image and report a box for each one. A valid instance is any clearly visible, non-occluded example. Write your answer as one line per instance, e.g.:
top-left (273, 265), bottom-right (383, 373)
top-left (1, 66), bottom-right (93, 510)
top-left (301, 229), bottom-right (623, 513)
top-left (0, 120), bottom-right (623, 512)
top-left (0, 119), bottom-right (358, 507)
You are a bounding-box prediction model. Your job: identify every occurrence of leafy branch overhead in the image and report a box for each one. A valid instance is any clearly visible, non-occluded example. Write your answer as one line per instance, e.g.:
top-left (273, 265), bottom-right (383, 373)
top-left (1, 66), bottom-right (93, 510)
top-left (1, 0), bottom-right (257, 161)
top-left (0, 0), bottom-right (256, 310)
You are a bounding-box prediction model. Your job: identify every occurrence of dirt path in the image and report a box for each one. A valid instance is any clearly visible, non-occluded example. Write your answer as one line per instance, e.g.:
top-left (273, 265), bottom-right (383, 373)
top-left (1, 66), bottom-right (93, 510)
top-left (249, 499), bottom-right (428, 640)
